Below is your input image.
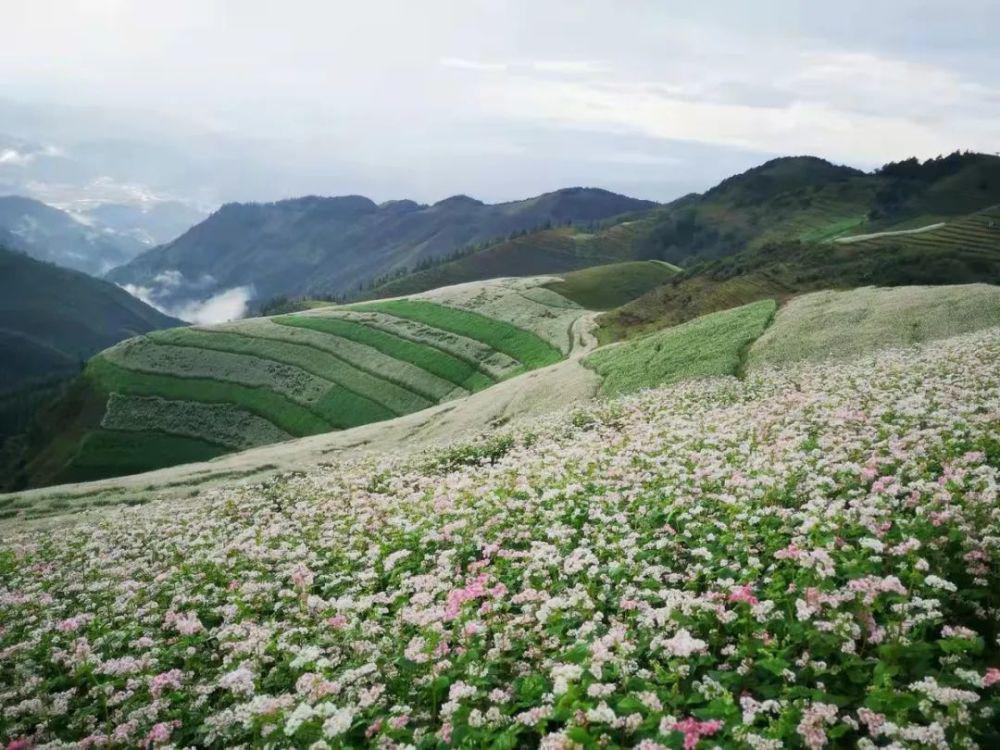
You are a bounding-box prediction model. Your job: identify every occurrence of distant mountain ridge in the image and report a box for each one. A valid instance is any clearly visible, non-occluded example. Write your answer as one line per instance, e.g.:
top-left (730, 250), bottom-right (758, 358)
top-left (360, 152), bottom-right (1000, 300)
top-left (106, 187), bottom-right (658, 311)
top-left (0, 195), bottom-right (149, 276)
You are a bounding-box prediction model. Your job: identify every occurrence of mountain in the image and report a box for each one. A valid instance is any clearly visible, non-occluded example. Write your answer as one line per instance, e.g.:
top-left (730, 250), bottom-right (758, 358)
top-left (353, 152), bottom-right (1000, 301)
top-left (596, 203), bottom-right (1000, 341)
top-left (0, 195), bottom-right (150, 276)
top-left (106, 187), bottom-right (657, 312)
top-left (0, 246), bottom-right (184, 394)
top-left (75, 200), bottom-right (207, 247)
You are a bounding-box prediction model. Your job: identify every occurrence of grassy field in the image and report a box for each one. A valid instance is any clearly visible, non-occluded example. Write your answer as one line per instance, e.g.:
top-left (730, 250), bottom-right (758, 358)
top-left (352, 299), bottom-right (564, 368)
top-left (543, 260), bottom-right (680, 309)
top-left (585, 299), bottom-right (776, 395)
top-left (748, 284), bottom-right (1000, 369)
top-left (17, 277), bottom-right (585, 487)
top-left (275, 314), bottom-right (495, 391)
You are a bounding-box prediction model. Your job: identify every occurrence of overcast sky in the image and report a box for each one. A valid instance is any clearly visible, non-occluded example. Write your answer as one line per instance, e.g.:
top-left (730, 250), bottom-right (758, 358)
top-left (2, 0), bottom-right (999, 206)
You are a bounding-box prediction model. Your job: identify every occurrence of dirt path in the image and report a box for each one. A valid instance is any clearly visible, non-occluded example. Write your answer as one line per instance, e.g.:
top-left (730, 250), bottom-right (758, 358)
top-left (833, 222), bottom-right (945, 244)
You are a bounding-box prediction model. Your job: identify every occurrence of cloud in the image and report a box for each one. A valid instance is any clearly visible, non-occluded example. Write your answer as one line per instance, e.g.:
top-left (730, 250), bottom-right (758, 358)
top-left (173, 286), bottom-right (253, 324)
top-left (120, 269), bottom-right (252, 324)
top-left (478, 49), bottom-right (1000, 166)
top-left (0, 148), bottom-right (34, 166)
top-left (439, 57), bottom-right (506, 72)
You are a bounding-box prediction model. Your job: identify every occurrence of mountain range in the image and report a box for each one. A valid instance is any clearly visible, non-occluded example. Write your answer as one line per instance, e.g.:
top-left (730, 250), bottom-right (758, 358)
top-left (106, 188), bottom-right (657, 313)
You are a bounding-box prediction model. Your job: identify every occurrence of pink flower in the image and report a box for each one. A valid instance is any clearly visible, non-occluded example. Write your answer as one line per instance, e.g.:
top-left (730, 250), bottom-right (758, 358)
top-left (671, 717), bottom-right (723, 750)
top-left (728, 585), bottom-right (759, 606)
top-left (984, 668), bottom-right (1000, 687)
top-left (365, 720), bottom-right (383, 738)
top-left (6, 739), bottom-right (32, 750)
top-left (149, 669), bottom-right (183, 698)
top-left (143, 721), bottom-right (179, 748)
top-left (327, 614), bottom-right (348, 629)
top-left (290, 563), bottom-right (314, 591)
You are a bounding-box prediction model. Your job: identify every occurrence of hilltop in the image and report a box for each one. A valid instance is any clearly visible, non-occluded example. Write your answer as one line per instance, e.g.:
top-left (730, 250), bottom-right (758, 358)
top-left (356, 152), bottom-right (1000, 301)
top-left (107, 188), bottom-right (657, 312)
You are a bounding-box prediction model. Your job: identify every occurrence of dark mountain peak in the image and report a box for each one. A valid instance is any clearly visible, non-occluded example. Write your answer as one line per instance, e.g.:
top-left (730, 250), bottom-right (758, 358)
top-left (877, 150), bottom-right (1000, 181)
top-left (378, 199), bottom-right (424, 215)
top-left (433, 195), bottom-right (485, 209)
top-left (704, 155), bottom-right (863, 204)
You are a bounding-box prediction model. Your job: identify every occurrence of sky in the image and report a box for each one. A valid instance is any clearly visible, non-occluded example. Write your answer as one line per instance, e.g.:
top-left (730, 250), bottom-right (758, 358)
top-left (1, 0), bottom-right (999, 207)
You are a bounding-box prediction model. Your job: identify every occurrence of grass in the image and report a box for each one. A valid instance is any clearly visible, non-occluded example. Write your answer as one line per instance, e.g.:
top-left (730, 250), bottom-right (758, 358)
top-left (150, 328), bottom-right (432, 416)
top-left (62, 429), bottom-right (228, 483)
top-left (747, 284), bottom-right (1000, 369)
top-left (586, 299), bottom-right (777, 395)
top-left (101, 393), bottom-right (292, 451)
top-left (353, 299), bottom-right (564, 369)
top-left (275, 315), bottom-right (494, 391)
top-left (544, 260), bottom-right (681, 310)
top-left (85, 357), bottom-right (332, 436)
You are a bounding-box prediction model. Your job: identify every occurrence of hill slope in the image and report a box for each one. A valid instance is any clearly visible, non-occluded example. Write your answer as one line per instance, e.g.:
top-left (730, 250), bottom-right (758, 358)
top-left (597, 203), bottom-right (1000, 342)
top-left (0, 246), bottom-right (183, 394)
top-left (108, 188), bottom-right (657, 311)
top-left (13, 276), bottom-right (594, 489)
top-left (0, 196), bottom-right (146, 275)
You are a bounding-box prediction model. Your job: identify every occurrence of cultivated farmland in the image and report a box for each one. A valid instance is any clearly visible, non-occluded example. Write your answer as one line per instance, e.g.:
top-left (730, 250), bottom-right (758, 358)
top-left (31, 277), bottom-right (588, 485)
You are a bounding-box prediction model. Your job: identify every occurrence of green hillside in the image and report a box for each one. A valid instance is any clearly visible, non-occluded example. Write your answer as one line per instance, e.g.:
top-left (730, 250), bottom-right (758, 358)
top-left (747, 284), bottom-right (1000, 368)
top-left (597, 204), bottom-right (1000, 342)
top-left (585, 299), bottom-right (776, 395)
top-left (13, 277), bottom-right (585, 489)
top-left (0, 246), bottom-right (183, 449)
top-left (366, 221), bottom-right (645, 298)
top-left (544, 260), bottom-right (680, 309)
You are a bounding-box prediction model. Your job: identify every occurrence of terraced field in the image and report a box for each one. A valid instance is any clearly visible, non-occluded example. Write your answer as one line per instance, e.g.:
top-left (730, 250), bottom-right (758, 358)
top-left (37, 277), bottom-right (586, 484)
top-left (835, 204), bottom-right (1000, 252)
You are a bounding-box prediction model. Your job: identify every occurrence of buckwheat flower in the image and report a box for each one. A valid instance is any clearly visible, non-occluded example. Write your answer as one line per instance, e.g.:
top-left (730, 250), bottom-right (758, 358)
top-left (672, 717), bottom-right (723, 750)
top-left (143, 720), bottom-right (180, 748)
top-left (796, 703), bottom-right (838, 750)
top-left (284, 702), bottom-right (315, 736)
top-left (662, 628), bottom-right (708, 658)
top-left (322, 707), bottom-right (354, 738)
top-left (149, 669), bottom-right (184, 698)
top-left (290, 563), bottom-right (314, 591)
top-left (550, 663), bottom-right (583, 695)
top-left (924, 575), bottom-right (957, 592)
top-left (218, 664), bottom-right (256, 696)
top-left (586, 701), bottom-right (617, 725)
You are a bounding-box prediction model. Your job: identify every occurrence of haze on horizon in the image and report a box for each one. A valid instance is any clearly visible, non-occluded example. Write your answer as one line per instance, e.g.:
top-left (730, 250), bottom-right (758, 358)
top-left (2, 0), bottom-right (999, 211)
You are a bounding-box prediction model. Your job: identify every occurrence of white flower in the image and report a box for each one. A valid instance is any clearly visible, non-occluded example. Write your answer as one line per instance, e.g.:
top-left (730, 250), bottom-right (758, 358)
top-left (662, 628), bottom-right (708, 658)
top-left (322, 707), bottom-right (354, 737)
top-left (924, 575), bottom-right (957, 592)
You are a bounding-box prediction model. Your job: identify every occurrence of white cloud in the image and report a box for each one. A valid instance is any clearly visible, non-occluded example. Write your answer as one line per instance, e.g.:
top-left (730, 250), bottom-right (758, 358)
top-left (439, 57), bottom-right (506, 72)
top-left (120, 270), bottom-right (252, 324)
top-left (0, 148), bottom-right (33, 166)
top-left (174, 286), bottom-right (253, 324)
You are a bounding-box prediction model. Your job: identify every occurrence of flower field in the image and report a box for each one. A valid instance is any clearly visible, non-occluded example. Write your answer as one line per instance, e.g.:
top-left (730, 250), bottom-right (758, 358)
top-left (2, 326), bottom-right (998, 748)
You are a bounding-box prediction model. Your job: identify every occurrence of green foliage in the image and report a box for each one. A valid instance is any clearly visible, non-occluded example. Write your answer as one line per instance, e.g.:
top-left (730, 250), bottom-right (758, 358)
top-left (151, 328), bottom-right (431, 416)
top-left (354, 300), bottom-right (563, 369)
top-left (543, 260), bottom-right (681, 310)
top-left (275, 315), bottom-right (494, 391)
top-left (426, 433), bottom-right (516, 472)
top-left (61, 429), bottom-right (227, 483)
top-left (598, 216), bottom-right (1000, 342)
top-left (85, 357), bottom-right (332, 436)
top-left (586, 300), bottom-right (777, 395)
